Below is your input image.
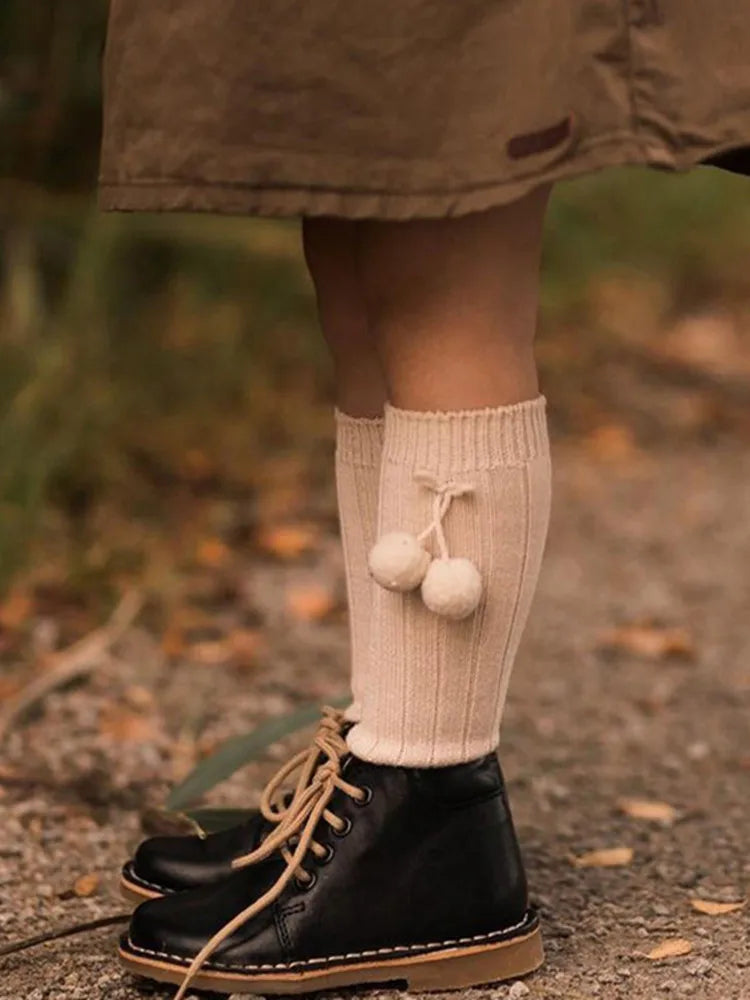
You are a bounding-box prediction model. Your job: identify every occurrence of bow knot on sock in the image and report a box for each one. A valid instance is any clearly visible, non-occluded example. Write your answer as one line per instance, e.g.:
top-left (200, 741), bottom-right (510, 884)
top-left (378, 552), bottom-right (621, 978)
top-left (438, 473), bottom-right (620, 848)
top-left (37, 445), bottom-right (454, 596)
top-left (367, 470), bottom-right (483, 620)
top-left (413, 470), bottom-right (475, 500)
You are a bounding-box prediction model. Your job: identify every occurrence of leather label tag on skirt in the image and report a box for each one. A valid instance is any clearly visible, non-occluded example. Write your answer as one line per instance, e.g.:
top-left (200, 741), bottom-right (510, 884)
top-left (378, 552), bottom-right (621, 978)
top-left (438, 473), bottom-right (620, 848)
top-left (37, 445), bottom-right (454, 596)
top-left (507, 115), bottom-right (574, 160)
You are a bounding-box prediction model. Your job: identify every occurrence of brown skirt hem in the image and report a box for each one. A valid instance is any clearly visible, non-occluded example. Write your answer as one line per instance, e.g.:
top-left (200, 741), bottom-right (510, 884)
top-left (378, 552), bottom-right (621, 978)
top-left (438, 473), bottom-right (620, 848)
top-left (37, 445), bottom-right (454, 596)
top-left (98, 133), bottom-right (749, 221)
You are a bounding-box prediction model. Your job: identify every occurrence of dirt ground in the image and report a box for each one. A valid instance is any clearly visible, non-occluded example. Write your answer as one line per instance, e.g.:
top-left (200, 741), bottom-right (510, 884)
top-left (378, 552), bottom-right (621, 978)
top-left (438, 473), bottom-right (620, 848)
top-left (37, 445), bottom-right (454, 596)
top-left (1, 438), bottom-right (748, 1000)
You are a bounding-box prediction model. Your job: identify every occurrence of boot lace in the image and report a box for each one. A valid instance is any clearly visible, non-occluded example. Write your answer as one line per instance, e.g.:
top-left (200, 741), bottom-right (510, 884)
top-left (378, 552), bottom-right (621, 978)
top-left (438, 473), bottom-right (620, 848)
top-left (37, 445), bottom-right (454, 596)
top-left (172, 705), bottom-right (368, 1000)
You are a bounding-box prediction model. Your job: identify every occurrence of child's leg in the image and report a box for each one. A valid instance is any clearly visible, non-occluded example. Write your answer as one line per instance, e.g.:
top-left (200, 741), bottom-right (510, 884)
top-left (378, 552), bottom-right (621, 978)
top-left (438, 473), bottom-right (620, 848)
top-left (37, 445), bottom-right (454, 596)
top-left (302, 218), bottom-right (386, 721)
top-left (348, 186), bottom-right (552, 764)
top-left (123, 193), bottom-right (553, 995)
top-left (357, 187), bottom-right (548, 410)
top-left (302, 217), bottom-right (385, 417)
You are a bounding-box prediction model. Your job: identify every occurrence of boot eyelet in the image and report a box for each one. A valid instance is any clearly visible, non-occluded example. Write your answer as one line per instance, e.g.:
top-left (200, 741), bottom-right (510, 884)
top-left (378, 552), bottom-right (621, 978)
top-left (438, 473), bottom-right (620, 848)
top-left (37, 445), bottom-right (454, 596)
top-left (332, 816), bottom-right (353, 838)
top-left (316, 843), bottom-right (335, 865)
top-left (294, 871), bottom-right (317, 892)
top-left (355, 785), bottom-right (373, 806)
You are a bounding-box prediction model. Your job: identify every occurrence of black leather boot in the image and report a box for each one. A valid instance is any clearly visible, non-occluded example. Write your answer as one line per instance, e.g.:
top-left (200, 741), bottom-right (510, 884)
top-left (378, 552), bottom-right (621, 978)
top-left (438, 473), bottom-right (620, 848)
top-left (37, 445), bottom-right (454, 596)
top-left (120, 731), bottom-right (542, 998)
top-left (121, 707), bottom-right (349, 903)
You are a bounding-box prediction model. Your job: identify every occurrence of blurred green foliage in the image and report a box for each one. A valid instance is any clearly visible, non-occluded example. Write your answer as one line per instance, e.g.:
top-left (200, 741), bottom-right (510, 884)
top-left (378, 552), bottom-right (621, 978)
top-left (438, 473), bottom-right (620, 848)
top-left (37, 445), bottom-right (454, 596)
top-left (0, 0), bottom-right (106, 187)
top-left (0, 0), bottom-right (749, 595)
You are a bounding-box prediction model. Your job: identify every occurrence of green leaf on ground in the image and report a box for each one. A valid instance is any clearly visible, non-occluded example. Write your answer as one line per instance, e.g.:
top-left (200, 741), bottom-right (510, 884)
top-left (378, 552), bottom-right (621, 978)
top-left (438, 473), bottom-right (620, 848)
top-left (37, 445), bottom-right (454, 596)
top-left (182, 807), bottom-right (256, 834)
top-left (167, 695), bottom-right (349, 810)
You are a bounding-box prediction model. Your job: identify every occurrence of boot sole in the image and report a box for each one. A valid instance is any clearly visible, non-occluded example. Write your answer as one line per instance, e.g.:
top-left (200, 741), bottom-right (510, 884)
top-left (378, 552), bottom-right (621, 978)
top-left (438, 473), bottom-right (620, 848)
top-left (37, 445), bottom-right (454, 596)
top-left (119, 870), bottom-right (164, 905)
top-left (119, 911), bottom-right (543, 993)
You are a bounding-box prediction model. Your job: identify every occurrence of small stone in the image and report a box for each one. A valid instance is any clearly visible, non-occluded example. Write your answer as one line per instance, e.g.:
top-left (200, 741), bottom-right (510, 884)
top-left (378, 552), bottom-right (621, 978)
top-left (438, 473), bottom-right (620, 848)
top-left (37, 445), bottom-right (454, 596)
top-left (686, 957), bottom-right (712, 976)
top-left (508, 983), bottom-right (531, 999)
top-left (660, 980), bottom-right (677, 992)
top-left (686, 741), bottom-right (710, 760)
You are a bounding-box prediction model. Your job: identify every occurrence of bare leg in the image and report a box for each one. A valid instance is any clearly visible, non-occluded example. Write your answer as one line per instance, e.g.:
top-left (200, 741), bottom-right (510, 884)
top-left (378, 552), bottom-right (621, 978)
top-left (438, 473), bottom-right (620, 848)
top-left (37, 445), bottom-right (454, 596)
top-left (354, 185), bottom-right (551, 410)
top-left (301, 216), bottom-right (386, 416)
top-left (347, 188), bottom-right (553, 767)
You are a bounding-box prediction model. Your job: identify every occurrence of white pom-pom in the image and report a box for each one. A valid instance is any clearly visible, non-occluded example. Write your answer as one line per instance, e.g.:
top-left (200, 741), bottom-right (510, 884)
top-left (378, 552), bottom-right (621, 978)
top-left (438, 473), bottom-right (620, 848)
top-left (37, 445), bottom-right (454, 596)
top-left (421, 557), bottom-right (482, 620)
top-left (368, 532), bottom-right (430, 592)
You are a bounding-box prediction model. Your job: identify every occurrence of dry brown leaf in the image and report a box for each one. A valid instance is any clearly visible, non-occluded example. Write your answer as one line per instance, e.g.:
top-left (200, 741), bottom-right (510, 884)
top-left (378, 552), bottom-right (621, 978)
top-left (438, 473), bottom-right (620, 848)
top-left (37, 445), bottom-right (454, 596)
top-left (122, 685), bottom-right (155, 711)
top-left (286, 584), bottom-right (337, 623)
top-left (690, 898), bottom-right (746, 916)
top-left (180, 448), bottom-right (215, 482)
top-left (597, 622), bottom-right (695, 661)
top-left (161, 624), bottom-right (186, 660)
top-left (195, 537), bottom-right (231, 569)
top-left (0, 675), bottom-right (23, 701)
top-left (257, 524), bottom-right (318, 561)
top-left (73, 873), bottom-right (100, 898)
top-left (0, 590), bottom-right (33, 630)
top-left (227, 628), bottom-right (265, 669)
top-left (189, 640), bottom-right (231, 665)
top-left (99, 707), bottom-right (158, 743)
top-left (656, 313), bottom-right (750, 380)
top-left (572, 846), bottom-right (634, 868)
top-left (617, 798), bottom-right (677, 824)
top-left (640, 939), bottom-right (693, 961)
top-left (585, 424), bottom-right (640, 463)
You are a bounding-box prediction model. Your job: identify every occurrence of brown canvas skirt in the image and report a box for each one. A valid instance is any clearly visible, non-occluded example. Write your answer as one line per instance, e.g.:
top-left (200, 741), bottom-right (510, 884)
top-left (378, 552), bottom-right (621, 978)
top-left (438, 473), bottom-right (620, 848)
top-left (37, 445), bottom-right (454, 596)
top-left (98, 0), bottom-right (750, 221)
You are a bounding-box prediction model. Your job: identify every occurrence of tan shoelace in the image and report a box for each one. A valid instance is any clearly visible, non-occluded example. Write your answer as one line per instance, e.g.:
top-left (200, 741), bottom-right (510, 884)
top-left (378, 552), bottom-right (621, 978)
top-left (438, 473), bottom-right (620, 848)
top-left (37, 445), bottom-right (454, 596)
top-left (172, 706), bottom-right (367, 1000)
top-left (256, 704), bottom-right (347, 830)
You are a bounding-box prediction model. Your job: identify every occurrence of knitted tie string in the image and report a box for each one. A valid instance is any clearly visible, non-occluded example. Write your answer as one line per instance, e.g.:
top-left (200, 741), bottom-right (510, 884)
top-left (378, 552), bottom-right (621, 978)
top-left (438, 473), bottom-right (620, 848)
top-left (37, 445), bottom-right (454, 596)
top-left (414, 471), bottom-right (475, 559)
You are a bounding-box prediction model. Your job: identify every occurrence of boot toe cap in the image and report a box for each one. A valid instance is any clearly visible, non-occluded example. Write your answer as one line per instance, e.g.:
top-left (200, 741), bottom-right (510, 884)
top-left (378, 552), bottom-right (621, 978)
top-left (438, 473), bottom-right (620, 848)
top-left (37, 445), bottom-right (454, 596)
top-left (129, 834), bottom-right (205, 894)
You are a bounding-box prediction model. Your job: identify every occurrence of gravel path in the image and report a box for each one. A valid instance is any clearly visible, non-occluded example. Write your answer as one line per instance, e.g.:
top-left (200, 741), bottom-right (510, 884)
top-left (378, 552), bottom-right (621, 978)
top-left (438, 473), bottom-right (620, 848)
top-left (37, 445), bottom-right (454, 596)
top-left (1, 439), bottom-right (748, 1000)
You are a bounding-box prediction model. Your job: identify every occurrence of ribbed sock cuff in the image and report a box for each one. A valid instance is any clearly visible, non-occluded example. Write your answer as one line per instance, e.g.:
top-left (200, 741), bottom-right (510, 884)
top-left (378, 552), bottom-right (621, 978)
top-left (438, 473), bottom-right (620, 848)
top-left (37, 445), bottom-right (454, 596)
top-left (382, 394), bottom-right (548, 472)
top-left (334, 409), bottom-right (385, 467)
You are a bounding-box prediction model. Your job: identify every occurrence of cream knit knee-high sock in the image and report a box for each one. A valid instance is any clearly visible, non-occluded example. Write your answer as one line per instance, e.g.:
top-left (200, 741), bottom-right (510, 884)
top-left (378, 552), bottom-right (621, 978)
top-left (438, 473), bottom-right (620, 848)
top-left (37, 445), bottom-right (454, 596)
top-left (347, 396), bottom-right (551, 766)
top-left (334, 410), bottom-right (384, 723)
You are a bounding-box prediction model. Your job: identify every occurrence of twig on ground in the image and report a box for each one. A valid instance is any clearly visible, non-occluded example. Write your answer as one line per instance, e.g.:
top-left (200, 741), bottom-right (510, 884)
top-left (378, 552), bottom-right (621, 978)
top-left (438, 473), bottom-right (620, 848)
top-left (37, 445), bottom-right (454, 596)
top-left (0, 590), bottom-right (143, 745)
top-left (0, 914), bottom-right (130, 959)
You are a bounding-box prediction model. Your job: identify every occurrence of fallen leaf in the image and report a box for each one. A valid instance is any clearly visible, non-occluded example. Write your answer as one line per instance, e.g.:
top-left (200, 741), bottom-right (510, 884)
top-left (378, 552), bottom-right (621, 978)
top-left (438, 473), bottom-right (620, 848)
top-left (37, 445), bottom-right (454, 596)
top-left (227, 628), bottom-right (265, 668)
top-left (257, 524), bottom-right (318, 560)
top-left (0, 675), bottom-right (23, 701)
top-left (161, 624), bottom-right (185, 660)
top-left (122, 684), bottom-right (155, 711)
top-left (617, 798), bottom-right (677, 824)
top-left (286, 584), bottom-right (337, 622)
top-left (180, 448), bottom-right (215, 482)
top-left (189, 640), bottom-right (231, 665)
top-left (140, 807), bottom-right (197, 837)
top-left (0, 590), bottom-right (33, 630)
top-left (597, 622), bottom-right (695, 661)
top-left (656, 312), bottom-right (750, 380)
top-left (99, 707), bottom-right (158, 743)
top-left (572, 846), bottom-right (634, 868)
top-left (690, 898), bottom-right (746, 916)
top-left (640, 939), bottom-right (693, 961)
top-left (73, 873), bottom-right (100, 898)
top-left (585, 423), bottom-right (640, 463)
top-left (195, 537), bottom-right (231, 569)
